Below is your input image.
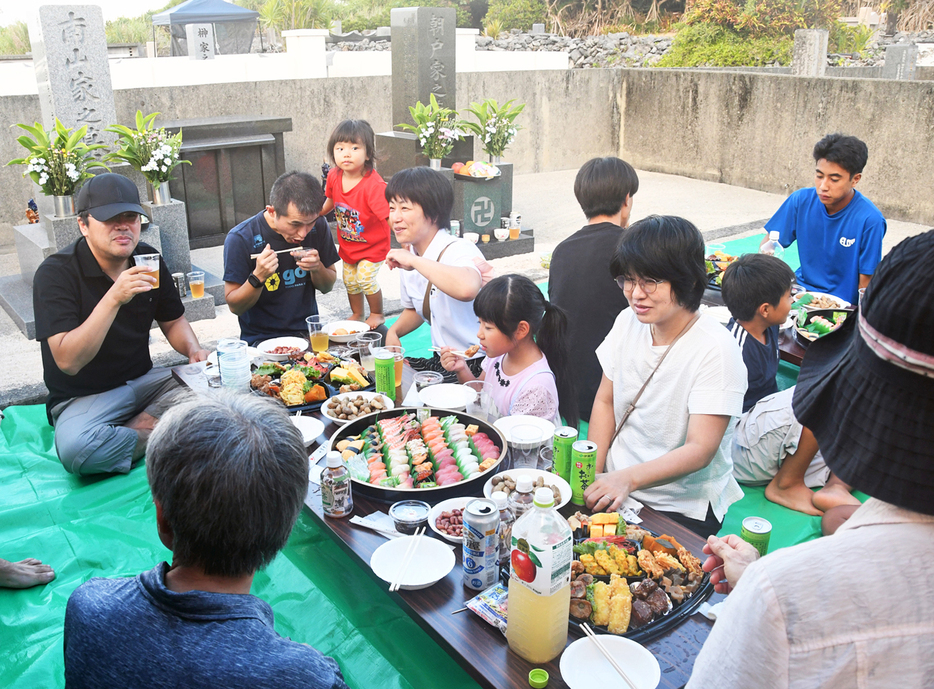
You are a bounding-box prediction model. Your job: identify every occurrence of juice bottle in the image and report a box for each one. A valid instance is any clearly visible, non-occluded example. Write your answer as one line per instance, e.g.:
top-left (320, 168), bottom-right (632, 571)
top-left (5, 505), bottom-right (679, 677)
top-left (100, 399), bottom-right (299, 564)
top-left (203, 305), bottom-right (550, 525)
top-left (321, 451), bottom-right (353, 518)
top-left (506, 487), bottom-right (573, 664)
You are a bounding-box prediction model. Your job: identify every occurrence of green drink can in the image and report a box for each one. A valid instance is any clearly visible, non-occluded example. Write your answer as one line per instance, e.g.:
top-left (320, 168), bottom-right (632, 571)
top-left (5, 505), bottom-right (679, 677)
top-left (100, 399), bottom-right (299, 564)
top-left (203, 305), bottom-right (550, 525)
top-left (740, 516), bottom-right (772, 557)
top-left (570, 440), bottom-right (597, 506)
top-left (374, 348), bottom-right (395, 396)
top-left (552, 426), bottom-right (578, 483)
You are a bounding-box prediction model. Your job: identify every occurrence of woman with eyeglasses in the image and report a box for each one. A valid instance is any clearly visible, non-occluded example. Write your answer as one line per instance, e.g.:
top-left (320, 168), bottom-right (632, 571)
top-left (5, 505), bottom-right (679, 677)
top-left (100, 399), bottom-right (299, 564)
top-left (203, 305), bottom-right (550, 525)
top-left (584, 215), bottom-right (748, 537)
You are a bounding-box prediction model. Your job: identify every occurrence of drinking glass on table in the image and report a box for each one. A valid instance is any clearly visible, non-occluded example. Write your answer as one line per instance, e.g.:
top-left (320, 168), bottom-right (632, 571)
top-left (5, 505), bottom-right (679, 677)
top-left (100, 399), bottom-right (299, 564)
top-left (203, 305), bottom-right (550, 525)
top-left (133, 254), bottom-right (161, 288)
top-left (382, 345), bottom-right (405, 382)
top-left (538, 446), bottom-right (554, 473)
top-left (414, 371), bottom-right (443, 392)
top-left (510, 424), bottom-right (542, 470)
top-left (352, 332), bottom-right (382, 373)
top-left (464, 380), bottom-right (493, 421)
top-left (187, 271), bottom-right (205, 299)
top-left (306, 315), bottom-right (328, 353)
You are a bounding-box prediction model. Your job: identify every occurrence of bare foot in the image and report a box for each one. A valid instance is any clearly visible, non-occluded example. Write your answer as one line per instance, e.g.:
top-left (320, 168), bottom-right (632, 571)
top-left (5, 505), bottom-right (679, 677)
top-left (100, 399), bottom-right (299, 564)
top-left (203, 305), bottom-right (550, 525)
top-left (765, 478), bottom-right (824, 516)
top-left (812, 482), bottom-right (860, 512)
top-left (348, 313), bottom-right (366, 322)
top-left (0, 558), bottom-right (56, 589)
top-left (365, 313), bottom-right (385, 330)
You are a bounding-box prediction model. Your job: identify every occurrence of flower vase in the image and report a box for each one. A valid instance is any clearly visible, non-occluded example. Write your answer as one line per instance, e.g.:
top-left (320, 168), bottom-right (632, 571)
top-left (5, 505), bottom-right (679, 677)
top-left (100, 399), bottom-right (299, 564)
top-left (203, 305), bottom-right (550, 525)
top-left (152, 181), bottom-right (172, 205)
top-left (429, 158), bottom-right (442, 171)
top-left (53, 194), bottom-right (76, 217)
top-left (489, 155), bottom-right (502, 165)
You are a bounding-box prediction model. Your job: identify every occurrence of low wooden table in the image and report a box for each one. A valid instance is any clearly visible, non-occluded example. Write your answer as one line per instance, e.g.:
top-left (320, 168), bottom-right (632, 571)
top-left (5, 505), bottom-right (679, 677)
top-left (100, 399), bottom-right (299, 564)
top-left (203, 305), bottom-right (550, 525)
top-left (702, 289), bottom-right (805, 366)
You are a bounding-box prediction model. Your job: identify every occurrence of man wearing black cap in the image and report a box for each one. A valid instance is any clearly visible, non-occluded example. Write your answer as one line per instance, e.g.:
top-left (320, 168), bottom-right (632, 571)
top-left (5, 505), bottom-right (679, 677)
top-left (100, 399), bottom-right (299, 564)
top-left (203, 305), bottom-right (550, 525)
top-left (687, 230), bottom-right (934, 688)
top-left (33, 173), bottom-right (209, 476)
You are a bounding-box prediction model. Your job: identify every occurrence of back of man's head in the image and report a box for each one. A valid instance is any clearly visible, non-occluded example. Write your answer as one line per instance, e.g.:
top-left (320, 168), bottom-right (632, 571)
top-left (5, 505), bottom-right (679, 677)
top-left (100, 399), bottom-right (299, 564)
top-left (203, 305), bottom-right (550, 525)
top-left (812, 134), bottom-right (869, 177)
top-left (574, 157), bottom-right (639, 221)
top-left (147, 392), bottom-right (308, 578)
top-left (269, 171), bottom-right (326, 217)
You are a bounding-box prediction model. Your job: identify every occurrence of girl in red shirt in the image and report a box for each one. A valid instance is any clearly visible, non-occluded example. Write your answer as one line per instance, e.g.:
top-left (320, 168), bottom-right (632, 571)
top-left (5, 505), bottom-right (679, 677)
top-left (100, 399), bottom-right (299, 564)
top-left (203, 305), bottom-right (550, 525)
top-left (322, 120), bottom-right (391, 329)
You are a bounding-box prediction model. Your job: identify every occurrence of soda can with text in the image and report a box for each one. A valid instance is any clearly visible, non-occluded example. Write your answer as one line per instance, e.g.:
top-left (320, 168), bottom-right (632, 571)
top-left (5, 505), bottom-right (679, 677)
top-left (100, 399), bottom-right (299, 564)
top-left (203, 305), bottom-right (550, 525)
top-left (374, 349), bottom-right (395, 396)
top-left (462, 498), bottom-right (500, 590)
top-left (552, 426), bottom-right (578, 484)
top-left (570, 440), bottom-right (597, 506)
top-left (740, 516), bottom-right (772, 557)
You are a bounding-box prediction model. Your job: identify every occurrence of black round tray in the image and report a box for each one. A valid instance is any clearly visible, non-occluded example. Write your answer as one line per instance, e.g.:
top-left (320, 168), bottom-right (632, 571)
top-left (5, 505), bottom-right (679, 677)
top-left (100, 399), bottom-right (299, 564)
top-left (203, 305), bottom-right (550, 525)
top-left (252, 381), bottom-right (337, 414)
top-left (794, 307), bottom-right (854, 348)
top-left (327, 407), bottom-right (507, 503)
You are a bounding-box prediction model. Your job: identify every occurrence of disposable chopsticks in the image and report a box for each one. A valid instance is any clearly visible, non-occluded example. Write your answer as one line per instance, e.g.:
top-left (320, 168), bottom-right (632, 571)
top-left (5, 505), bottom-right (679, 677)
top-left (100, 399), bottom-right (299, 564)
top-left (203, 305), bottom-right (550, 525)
top-left (389, 527), bottom-right (425, 592)
top-left (428, 346), bottom-right (469, 358)
top-left (581, 623), bottom-right (637, 689)
top-left (249, 247), bottom-right (305, 259)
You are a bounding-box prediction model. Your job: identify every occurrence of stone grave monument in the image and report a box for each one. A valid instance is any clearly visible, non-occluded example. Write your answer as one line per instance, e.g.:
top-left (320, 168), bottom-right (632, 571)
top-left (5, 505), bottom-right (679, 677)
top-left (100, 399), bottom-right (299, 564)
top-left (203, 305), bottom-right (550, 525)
top-left (0, 5), bottom-right (215, 339)
top-left (882, 44), bottom-right (919, 80)
top-left (377, 6), bottom-right (528, 259)
top-left (791, 29), bottom-right (828, 77)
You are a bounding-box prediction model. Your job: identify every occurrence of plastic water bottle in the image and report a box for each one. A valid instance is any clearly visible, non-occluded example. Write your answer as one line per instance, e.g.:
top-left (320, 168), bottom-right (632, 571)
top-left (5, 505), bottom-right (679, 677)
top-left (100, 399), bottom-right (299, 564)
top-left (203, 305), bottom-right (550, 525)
top-left (507, 474), bottom-right (535, 521)
top-left (216, 338), bottom-right (251, 390)
top-left (506, 487), bottom-right (573, 663)
top-left (760, 230), bottom-right (785, 259)
top-left (492, 491), bottom-right (515, 566)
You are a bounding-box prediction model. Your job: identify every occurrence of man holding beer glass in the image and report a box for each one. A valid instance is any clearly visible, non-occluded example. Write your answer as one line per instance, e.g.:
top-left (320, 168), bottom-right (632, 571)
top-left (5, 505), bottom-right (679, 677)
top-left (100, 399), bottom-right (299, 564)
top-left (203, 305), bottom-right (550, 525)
top-left (33, 173), bottom-right (208, 476)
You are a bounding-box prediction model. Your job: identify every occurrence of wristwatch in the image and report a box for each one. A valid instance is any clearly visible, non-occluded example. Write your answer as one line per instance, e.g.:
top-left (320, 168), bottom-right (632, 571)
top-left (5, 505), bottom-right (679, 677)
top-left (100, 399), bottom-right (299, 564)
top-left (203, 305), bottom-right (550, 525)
top-left (248, 274), bottom-right (263, 289)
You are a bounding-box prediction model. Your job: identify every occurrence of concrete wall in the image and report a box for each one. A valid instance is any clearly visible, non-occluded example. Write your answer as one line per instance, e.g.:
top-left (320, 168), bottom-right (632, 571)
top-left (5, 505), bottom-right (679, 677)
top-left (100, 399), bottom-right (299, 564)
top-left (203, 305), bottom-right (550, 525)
top-left (619, 69), bottom-right (934, 224)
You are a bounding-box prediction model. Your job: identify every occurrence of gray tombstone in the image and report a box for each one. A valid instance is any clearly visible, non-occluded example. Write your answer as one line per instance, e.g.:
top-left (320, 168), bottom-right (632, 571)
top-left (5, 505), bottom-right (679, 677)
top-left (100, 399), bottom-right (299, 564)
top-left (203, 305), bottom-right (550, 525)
top-left (390, 7), bottom-right (457, 129)
top-left (30, 5), bottom-right (118, 150)
top-left (882, 44), bottom-right (918, 80)
top-left (532, 23), bottom-right (546, 34)
top-left (791, 29), bottom-right (828, 77)
top-left (186, 24), bottom-right (216, 60)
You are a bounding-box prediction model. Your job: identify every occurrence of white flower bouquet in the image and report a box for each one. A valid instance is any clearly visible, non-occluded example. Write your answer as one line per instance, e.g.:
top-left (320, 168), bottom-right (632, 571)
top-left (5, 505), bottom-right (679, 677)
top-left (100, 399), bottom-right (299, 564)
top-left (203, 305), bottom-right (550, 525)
top-left (7, 118), bottom-right (108, 196)
top-left (397, 94), bottom-right (467, 160)
top-left (463, 99), bottom-right (525, 159)
top-left (106, 111), bottom-right (189, 185)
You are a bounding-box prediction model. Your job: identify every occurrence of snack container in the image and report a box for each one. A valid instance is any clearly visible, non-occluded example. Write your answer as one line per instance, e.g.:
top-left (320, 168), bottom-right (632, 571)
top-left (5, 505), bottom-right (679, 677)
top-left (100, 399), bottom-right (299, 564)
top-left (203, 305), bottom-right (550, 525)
top-left (389, 500), bottom-right (430, 534)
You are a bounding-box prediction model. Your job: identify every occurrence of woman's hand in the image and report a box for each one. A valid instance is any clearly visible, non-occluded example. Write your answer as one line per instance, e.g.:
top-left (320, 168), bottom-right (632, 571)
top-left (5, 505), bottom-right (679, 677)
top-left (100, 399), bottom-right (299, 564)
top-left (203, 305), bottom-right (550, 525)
top-left (702, 534), bottom-right (760, 594)
top-left (583, 469), bottom-right (635, 512)
top-left (386, 248), bottom-right (417, 271)
top-left (439, 347), bottom-right (466, 373)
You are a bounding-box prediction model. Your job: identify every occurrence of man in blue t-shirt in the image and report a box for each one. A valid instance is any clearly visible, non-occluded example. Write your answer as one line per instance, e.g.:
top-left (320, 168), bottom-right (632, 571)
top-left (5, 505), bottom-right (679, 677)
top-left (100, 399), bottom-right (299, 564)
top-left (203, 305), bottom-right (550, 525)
top-left (224, 171), bottom-right (339, 345)
top-left (764, 134), bottom-right (886, 305)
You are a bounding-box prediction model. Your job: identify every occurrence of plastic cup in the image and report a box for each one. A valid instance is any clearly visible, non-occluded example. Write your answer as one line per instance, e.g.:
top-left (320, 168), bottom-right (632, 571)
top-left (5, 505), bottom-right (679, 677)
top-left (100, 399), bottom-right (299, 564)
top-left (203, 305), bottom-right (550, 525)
top-left (481, 234), bottom-right (490, 243)
top-left (382, 345), bottom-right (405, 382)
top-left (538, 446), bottom-right (554, 473)
top-left (187, 271), bottom-right (205, 299)
top-left (463, 380), bottom-right (491, 421)
top-left (133, 253), bottom-right (161, 288)
top-left (858, 287), bottom-right (866, 308)
top-left (352, 332), bottom-right (382, 373)
top-left (509, 226), bottom-right (520, 240)
top-left (510, 424), bottom-right (543, 470)
top-left (306, 315), bottom-right (328, 352)
top-left (414, 371), bottom-right (443, 392)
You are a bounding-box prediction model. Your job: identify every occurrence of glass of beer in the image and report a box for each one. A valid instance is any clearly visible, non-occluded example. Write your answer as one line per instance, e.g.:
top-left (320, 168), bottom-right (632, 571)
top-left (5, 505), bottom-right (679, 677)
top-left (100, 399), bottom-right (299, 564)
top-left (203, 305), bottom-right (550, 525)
top-left (187, 271), bottom-right (205, 299)
top-left (306, 315), bottom-right (329, 352)
top-left (351, 332), bottom-right (382, 373)
top-left (133, 253), bottom-right (161, 288)
top-left (382, 345), bottom-right (405, 382)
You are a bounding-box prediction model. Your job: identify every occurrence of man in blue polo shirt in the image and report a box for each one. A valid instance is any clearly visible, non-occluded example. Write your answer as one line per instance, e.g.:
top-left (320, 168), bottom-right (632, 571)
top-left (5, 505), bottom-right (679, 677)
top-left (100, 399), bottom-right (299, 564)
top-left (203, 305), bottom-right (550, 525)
top-left (223, 171), bottom-right (339, 346)
top-left (764, 134), bottom-right (886, 304)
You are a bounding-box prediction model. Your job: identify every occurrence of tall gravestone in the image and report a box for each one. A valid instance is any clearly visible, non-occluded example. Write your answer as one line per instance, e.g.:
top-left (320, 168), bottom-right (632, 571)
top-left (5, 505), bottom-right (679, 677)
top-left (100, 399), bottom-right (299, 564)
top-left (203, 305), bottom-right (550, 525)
top-left (377, 7), bottom-right (472, 178)
top-left (882, 44), bottom-right (918, 80)
top-left (791, 29), bottom-right (828, 77)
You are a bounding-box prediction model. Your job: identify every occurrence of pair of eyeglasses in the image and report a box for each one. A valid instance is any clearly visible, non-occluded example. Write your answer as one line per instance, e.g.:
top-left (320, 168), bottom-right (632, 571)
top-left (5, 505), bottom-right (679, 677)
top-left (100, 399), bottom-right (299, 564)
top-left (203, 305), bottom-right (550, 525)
top-left (615, 276), bottom-right (667, 294)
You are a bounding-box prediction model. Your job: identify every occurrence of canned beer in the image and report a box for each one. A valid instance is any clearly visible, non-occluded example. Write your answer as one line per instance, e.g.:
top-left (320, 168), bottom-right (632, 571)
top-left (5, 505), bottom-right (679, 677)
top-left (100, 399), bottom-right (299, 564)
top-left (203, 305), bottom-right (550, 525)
top-left (501, 216), bottom-right (510, 230)
top-left (740, 516), bottom-right (772, 557)
top-left (552, 427), bottom-right (578, 483)
top-left (374, 348), bottom-right (395, 396)
top-left (570, 440), bottom-right (597, 506)
top-left (450, 219), bottom-right (461, 238)
top-left (172, 272), bottom-right (187, 298)
top-left (463, 498), bottom-right (500, 590)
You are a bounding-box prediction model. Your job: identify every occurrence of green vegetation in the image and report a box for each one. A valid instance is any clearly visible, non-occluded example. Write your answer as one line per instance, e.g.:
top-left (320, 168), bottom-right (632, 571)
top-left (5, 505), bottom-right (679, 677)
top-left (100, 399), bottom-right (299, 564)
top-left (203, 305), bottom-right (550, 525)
top-left (828, 22), bottom-right (875, 53)
top-left (484, 0), bottom-right (547, 32)
top-left (658, 23), bottom-right (791, 66)
top-left (0, 21), bottom-right (30, 55)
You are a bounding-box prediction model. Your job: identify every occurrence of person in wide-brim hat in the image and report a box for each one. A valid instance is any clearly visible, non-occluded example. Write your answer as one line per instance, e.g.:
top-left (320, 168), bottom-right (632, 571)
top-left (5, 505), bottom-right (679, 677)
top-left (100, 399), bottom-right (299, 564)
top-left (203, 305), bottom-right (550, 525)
top-left (686, 229), bottom-right (934, 689)
top-left (793, 229), bottom-right (934, 516)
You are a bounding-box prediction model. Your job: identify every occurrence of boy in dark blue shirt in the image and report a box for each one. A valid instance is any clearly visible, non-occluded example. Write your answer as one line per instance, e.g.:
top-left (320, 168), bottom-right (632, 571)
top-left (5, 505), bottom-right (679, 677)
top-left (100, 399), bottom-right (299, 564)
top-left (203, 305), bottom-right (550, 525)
top-left (722, 254), bottom-right (859, 515)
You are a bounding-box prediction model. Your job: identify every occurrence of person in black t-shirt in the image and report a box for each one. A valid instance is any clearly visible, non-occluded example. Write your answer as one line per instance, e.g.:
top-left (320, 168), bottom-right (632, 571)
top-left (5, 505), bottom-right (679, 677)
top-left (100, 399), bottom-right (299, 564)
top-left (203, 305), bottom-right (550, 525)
top-left (548, 157), bottom-right (639, 422)
top-left (33, 174), bottom-right (209, 476)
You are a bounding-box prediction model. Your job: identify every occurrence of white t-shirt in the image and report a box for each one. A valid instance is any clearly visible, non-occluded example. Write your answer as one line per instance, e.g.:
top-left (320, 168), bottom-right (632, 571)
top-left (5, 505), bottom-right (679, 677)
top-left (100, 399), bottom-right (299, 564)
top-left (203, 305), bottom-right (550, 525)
top-left (398, 230), bottom-right (483, 353)
top-left (596, 309), bottom-right (747, 521)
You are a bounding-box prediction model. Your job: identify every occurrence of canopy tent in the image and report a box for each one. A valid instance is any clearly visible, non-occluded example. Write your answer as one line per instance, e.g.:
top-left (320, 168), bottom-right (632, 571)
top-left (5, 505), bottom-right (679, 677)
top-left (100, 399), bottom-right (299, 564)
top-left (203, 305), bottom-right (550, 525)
top-left (151, 0), bottom-right (260, 57)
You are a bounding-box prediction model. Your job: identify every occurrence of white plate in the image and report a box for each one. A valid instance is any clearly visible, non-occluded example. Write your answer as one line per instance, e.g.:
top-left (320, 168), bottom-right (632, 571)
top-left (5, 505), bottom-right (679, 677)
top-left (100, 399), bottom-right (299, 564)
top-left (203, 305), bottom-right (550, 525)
top-left (370, 535), bottom-right (455, 590)
top-left (208, 346), bottom-right (262, 368)
top-left (418, 383), bottom-right (476, 411)
top-left (256, 336), bottom-right (309, 361)
top-left (560, 635), bottom-right (661, 689)
top-left (482, 468), bottom-right (572, 509)
top-left (493, 415), bottom-right (556, 448)
top-left (427, 497), bottom-right (473, 543)
top-left (321, 391), bottom-right (395, 425)
top-left (290, 415), bottom-right (325, 446)
top-left (702, 305), bottom-right (733, 327)
top-left (326, 320), bottom-right (372, 343)
top-left (792, 291), bottom-right (850, 311)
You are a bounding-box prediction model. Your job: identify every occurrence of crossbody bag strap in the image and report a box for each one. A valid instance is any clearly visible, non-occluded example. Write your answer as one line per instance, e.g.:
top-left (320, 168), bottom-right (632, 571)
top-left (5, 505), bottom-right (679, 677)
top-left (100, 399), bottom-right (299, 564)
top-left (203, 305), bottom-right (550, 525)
top-left (609, 314), bottom-right (700, 446)
top-left (422, 243), bottom-right (452, 325)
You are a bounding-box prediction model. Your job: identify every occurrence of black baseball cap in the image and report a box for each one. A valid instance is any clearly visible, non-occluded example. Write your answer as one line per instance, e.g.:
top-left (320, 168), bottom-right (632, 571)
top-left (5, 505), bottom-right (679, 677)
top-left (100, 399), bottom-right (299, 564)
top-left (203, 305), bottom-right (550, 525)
top-left (76, 173), bottom-right (150, 226)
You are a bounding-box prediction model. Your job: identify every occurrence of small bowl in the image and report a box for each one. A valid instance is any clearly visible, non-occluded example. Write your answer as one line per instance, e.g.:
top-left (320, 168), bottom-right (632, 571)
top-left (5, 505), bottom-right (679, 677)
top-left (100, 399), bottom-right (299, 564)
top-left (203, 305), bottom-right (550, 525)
top-left (464, 232), bottom-right (479, 244)
top-left (494, 228), bottom-right (509, 241)
top-left (389, 499), bottom-right (431, 534)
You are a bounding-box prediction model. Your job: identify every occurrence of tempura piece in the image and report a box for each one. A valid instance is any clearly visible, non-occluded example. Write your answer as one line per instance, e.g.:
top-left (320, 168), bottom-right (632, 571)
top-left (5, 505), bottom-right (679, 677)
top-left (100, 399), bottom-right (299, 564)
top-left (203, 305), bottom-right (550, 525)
top-left (579, 554), bottom-right (607, 576)
top-left (279, 369), bottom-right (306, 388)
top-left (592, 581), bottom-right (611, 627)
top-left (594, 549), bottom-right (620, 575)
top-left (653, 552), bottom-right (686, 573)
top-left (677, 546), bottom-right (704, 577)
top-left (279, 383), bottom-right (305, 406)
top-left (612, 547), bottom-right (642, 577)
top-left (607, 574), bottom-right (632, 634)
top-left (637, 549), bottom-right (665, 579)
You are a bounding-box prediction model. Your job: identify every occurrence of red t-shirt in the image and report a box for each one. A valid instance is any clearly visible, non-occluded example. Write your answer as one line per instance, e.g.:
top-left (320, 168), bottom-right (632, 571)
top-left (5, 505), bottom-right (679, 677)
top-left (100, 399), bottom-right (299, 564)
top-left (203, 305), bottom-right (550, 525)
top-left (325, 167), bottom-right (391, 265)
